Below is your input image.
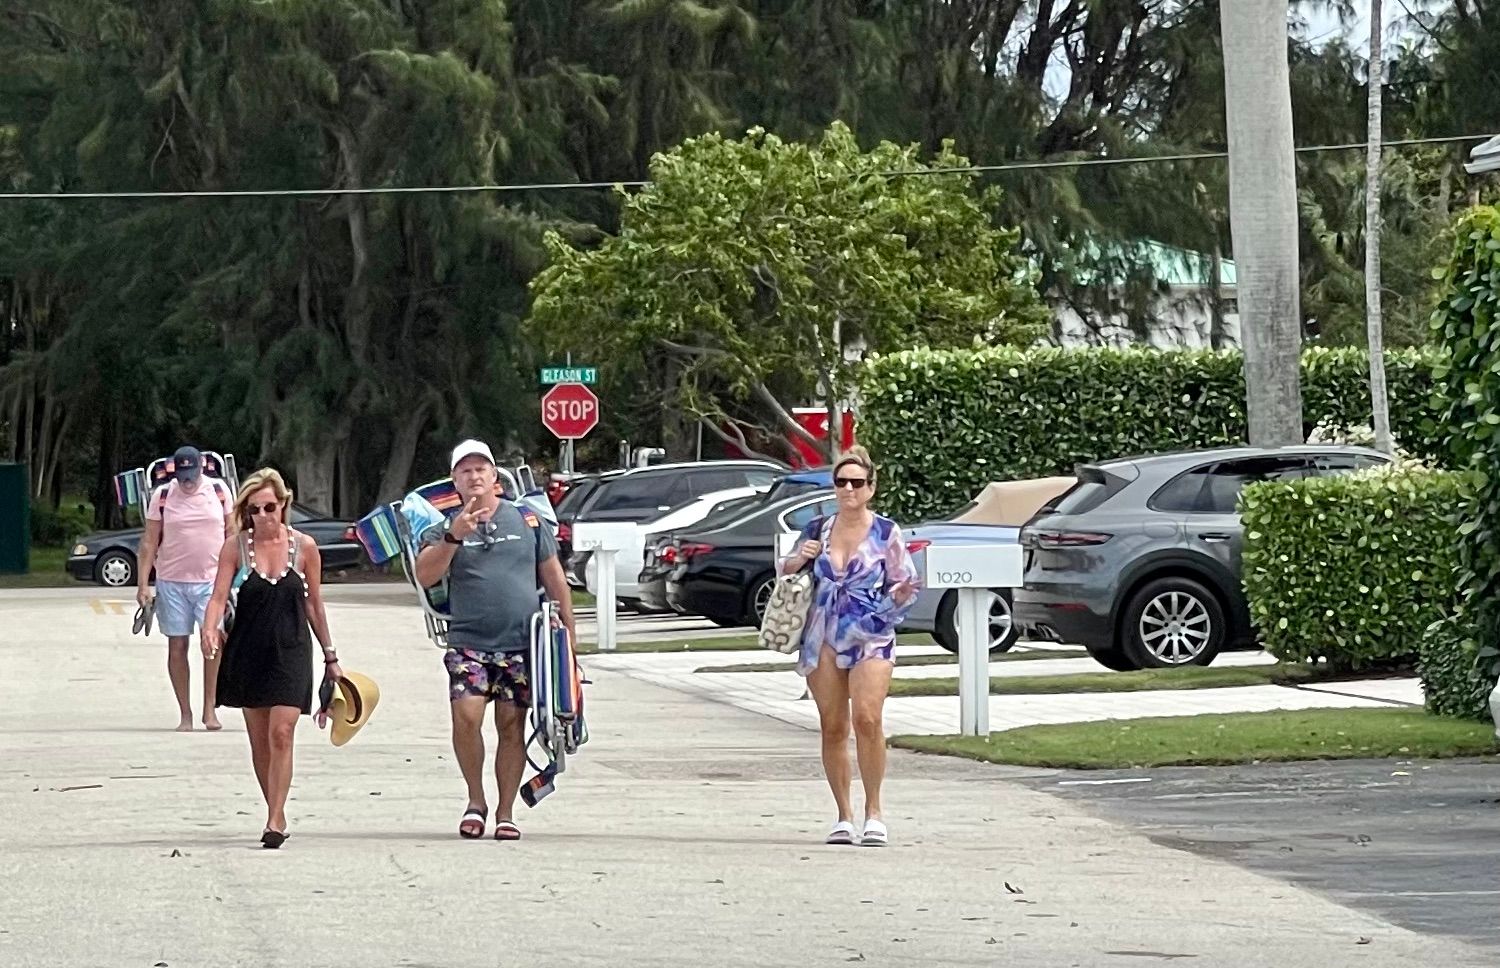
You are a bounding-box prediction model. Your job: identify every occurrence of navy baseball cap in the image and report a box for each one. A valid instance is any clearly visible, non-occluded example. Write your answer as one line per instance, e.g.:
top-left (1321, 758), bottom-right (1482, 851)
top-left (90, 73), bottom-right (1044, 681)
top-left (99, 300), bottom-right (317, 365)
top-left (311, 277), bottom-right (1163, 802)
top-left (173, 445), bottom-right (203, 482)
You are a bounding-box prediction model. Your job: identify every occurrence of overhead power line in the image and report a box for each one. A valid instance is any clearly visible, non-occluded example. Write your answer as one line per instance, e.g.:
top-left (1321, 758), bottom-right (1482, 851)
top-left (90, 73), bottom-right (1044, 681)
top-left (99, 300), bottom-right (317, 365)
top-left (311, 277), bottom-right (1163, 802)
top-left (0, 133), bottom-right (1492, 201)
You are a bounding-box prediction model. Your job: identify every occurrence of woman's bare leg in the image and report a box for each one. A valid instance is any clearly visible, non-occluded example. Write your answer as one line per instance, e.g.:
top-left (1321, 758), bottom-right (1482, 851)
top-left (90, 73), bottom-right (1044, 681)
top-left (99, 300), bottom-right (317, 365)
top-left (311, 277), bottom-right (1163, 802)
top-left (264, 705), bottom-right (300, 833)
top-left (849, 658), bottom-right (894, 821)
top-left (806, 646), bottom-right (853, 822)
top-left (242, 707), bottom-right (271, 802)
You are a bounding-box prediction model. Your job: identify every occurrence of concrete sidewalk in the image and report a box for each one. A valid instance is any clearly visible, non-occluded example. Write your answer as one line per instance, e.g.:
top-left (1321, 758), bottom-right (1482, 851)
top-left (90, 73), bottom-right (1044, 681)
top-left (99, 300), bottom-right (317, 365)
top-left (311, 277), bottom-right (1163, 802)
top-left (0, 588), bottom-right (1488, 967)
top-left (590, 649), bottom-right (1426, 737)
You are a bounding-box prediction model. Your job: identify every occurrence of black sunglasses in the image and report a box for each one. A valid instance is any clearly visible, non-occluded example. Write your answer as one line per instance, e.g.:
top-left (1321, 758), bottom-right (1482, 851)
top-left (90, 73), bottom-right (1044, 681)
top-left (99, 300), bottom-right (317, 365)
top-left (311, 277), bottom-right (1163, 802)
top-left (248, 502), bottom-right (281, 515)
top-left (834, 476), bottom-right (870, 489)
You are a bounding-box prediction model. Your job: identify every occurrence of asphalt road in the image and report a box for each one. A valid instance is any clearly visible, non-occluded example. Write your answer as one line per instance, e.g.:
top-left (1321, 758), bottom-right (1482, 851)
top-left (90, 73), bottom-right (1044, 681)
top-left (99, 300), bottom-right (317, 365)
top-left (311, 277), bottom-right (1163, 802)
top-left (1025, 756), bottom-right (1500, 952)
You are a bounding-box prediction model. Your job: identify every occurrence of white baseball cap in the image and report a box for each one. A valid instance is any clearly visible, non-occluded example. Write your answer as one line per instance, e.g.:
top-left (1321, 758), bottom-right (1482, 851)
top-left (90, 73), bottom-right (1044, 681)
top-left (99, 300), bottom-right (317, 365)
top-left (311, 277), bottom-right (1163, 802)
top-left (450, 438), bottom-right (495, 470)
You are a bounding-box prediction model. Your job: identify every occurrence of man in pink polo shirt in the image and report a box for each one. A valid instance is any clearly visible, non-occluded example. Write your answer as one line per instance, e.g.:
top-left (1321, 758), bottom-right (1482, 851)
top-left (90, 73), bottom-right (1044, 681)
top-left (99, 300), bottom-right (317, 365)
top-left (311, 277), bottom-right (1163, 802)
top-left (136, 445), bottom-right (236, 732)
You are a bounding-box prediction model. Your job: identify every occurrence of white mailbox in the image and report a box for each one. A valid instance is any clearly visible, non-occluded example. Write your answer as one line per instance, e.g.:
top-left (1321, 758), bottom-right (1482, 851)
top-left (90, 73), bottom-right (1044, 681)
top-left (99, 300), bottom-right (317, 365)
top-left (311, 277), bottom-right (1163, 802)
top-left (572, 522), bottom-right (639, 653)
top-left (922, 544), bottom-right (1023, 590)
top-left (922, 544), bottom-right (1024, 738)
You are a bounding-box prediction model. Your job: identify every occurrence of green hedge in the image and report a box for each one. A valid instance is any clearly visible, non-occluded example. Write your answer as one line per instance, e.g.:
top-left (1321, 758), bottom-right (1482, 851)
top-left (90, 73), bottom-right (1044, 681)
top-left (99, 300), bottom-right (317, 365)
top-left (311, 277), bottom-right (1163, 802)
top-left (1426, 205), bottom-right (1500, 720)
top-left (30, 503), bottom-right (94, 547)
top-left (1240, 462), bottom-right (1461, 673)
top-left (857, 345), bottom-right (1444, 522)
top-left (1419, 616), bottom-right (1496, 719)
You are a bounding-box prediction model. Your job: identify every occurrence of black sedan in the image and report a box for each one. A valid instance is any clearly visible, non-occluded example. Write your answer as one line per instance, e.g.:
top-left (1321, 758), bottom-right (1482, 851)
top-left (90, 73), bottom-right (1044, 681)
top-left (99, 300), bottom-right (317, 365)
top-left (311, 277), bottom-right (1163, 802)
top-left (66, 503), bottom-right (368, 587)
top-left (664, 490), bottom-right (837, 628)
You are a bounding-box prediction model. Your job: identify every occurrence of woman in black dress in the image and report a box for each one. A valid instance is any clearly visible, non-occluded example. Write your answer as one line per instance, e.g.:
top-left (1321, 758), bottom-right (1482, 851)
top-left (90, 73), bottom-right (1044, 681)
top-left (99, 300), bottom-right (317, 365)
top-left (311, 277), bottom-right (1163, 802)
top-left (202, 468), bottom-right (342, 848)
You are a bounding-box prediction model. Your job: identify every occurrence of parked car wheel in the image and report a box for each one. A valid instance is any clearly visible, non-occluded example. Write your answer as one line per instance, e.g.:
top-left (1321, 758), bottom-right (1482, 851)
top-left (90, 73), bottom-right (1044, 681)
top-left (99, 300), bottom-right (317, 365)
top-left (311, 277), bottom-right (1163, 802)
top-left (95, 550), bottom-right (135, 588)
top-left (1120, 576), bottom-right (1225, 668)
top-left (1086, 643), bottom-right (1142, 671)
top-left (744, 572), bottom-right (776, 627)
top-left (934, 589), bottom-right (1019, 654)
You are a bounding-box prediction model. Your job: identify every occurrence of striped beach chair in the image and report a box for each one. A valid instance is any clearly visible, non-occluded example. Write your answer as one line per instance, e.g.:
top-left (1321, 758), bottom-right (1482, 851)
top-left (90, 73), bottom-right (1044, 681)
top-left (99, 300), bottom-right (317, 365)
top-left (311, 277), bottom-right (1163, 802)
top-left (114, 451), bottom-right (239, 521)
top-left (362, 469), bottom-right (587, 805)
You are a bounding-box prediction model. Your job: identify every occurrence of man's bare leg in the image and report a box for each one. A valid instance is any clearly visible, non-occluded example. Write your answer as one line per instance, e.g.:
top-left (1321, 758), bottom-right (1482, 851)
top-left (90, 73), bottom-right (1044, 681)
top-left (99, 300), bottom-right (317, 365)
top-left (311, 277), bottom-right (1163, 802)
top-left (167, 635), bottom-right (193, 731)
top-left (451, 695), bottom-right (490, 819)
top-left (494, 702), bottom-right (528, 827)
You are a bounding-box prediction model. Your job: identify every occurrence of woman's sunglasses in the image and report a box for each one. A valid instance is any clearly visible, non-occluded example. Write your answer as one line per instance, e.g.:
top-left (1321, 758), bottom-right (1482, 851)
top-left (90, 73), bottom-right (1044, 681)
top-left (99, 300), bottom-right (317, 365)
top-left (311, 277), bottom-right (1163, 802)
top-left (248, 502), bottom-right (282, 515)
top-left (834, 477), bottom-right (870, 490)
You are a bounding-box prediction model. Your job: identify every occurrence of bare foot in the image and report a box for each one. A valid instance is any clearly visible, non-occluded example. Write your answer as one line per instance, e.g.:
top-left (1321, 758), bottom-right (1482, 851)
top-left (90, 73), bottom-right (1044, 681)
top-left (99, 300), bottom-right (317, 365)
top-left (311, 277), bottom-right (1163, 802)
top-left (203, 716), bottom-right (223, 732)
top-left (175, 719), bottom-right (194, 732)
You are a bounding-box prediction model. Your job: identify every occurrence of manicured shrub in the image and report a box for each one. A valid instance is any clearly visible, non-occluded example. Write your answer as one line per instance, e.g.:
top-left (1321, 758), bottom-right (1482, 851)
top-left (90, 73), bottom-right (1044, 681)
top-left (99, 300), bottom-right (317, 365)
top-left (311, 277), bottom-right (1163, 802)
top-left (1425, 205), bottom-right (1500, 720)
top-left (857, 344), bottom-right (1443, 523)
top-left (1240, 461), bottom-right (1460, 672)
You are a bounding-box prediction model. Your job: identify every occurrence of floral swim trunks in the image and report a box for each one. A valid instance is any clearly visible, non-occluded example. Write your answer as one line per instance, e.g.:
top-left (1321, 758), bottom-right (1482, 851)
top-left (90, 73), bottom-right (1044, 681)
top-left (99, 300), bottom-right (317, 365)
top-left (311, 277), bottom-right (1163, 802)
top-left (443, 648), bottom-right (531, 707)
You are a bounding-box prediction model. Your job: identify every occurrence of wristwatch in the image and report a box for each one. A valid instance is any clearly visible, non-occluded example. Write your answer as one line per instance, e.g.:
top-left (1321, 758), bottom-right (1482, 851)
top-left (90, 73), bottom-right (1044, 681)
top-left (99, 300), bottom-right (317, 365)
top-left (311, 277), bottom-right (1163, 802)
top-left (443, 519), bottom-right (462, 545)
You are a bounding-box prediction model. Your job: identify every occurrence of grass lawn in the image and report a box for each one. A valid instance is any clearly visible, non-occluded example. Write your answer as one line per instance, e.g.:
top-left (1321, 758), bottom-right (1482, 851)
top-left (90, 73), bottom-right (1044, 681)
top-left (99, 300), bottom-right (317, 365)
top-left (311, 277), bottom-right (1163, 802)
top-left (575, 634), bottom-right (765, 656)
top-left (890, 707), bottom-right (1500, 770)
top-left (884, 661), bottom-right (1331, 698)
top-left (698, 645), bottom-right (1084, 675)
top-left (0, 545), bottom-right (73, 589)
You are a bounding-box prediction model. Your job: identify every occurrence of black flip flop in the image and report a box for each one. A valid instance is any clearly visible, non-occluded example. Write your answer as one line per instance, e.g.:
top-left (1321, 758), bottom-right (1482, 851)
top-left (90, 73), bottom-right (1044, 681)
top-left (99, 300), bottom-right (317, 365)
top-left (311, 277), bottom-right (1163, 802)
top-left (261, 829), bottom-right (288, 849)
top-left (132, 600), bottom-right (155, 636)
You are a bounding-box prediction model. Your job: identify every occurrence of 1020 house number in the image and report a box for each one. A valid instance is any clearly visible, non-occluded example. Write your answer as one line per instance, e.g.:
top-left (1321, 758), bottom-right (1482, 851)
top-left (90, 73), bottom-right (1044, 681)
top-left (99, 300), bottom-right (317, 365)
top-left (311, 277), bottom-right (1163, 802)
top-left (934, 570), bottom-right (974, 585)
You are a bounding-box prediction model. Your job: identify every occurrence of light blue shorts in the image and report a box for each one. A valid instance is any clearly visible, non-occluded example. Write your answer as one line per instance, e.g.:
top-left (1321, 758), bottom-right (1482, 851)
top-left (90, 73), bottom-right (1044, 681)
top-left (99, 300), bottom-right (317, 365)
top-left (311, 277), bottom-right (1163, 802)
top-left (156, 580), bottom-right (213, 637)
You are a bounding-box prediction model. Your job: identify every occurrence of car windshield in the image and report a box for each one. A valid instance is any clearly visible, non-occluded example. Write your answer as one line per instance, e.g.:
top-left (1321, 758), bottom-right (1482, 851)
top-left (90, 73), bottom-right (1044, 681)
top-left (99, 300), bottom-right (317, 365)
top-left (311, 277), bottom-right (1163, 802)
top-left (582, 473), bottom-right (677, 514)
top-left (555, 479), bottom-right (600, 516)
top-left (692, 494), bottom-right (777, 532)
top-left (762, 478), bottom-right (825, 504)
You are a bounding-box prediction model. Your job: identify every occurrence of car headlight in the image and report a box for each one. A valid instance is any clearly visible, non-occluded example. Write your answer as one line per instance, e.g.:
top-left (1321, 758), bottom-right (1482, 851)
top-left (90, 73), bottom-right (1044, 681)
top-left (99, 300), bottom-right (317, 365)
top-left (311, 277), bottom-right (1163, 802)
top-left (72, 544), bottom-right (90, 556)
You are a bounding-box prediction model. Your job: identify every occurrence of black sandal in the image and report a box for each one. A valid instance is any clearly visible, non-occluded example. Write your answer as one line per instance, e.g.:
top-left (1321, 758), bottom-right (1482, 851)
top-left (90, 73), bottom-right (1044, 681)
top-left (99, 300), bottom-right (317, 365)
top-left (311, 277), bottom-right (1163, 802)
top-left (458, 806), bottom-right (488, 839)
top-left (261, 828), bottom-right (288, 849)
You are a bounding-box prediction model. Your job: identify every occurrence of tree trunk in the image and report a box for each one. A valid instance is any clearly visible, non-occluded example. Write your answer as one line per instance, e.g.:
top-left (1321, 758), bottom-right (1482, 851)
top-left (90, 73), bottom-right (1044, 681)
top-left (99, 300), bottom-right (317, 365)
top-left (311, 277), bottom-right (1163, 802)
top-left (40, 406), bottom-right (74, 508)
top-left (32, 377), bottom-right (56, 500)
top-left (338, 435), bottom-right (361, 520)
top-left (1365, 0), bottom-right (1392, 454)
top-left (1210, 243), bottom-right (1228, 351)
top-left (295, 444), bottom-right (339, 518)
top-left (826, 313), bottom-right (842, 462)
top-left (94, 409), bottom-right (124, 529)
top-left (378, 397), bottom-right (433, 503)
top-left (1220, 0), bottom-right (1304, 445)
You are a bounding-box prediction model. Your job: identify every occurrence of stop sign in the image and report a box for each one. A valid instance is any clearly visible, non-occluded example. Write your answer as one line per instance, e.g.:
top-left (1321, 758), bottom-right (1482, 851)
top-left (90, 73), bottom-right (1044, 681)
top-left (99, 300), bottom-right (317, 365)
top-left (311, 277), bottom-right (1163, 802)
top-left (540, 382), bottom-right (600, 440)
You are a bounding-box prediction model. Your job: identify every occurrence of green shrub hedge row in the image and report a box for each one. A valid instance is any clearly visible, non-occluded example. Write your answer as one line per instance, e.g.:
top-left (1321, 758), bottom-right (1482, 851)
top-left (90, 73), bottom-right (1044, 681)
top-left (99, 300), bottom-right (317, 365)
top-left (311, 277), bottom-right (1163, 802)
top-left (1425, 205), bottom-right (1500, 719)
top-left (1240, 462), bottom-right (1461, 673)
top-left (857, 345), bottom-right (1443, 523)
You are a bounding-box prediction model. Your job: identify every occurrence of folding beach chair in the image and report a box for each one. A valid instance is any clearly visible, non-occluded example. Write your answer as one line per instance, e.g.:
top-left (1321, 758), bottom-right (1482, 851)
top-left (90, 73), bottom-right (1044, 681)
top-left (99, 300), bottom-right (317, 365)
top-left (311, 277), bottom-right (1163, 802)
top-left (113, 450), bottom-right (240, 522)
top-left (353, 471), bottom-right (587, 805)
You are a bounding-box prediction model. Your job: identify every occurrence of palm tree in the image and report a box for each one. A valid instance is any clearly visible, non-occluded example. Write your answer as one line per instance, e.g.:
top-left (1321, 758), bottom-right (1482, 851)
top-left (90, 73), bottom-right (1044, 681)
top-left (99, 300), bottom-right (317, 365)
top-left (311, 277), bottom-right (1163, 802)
top-left (1219, 0), bottom-right (1304, 444)
top-left (1365, 0), bottom-right (1393, 453)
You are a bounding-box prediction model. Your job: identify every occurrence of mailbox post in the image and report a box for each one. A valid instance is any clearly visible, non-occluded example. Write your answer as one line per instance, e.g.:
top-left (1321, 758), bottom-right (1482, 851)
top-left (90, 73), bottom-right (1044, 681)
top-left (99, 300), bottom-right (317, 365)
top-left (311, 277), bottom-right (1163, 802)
top-left (922, 545), bottom-right (1024, 737)
top-left (573, 522), bottom-right (637, 653)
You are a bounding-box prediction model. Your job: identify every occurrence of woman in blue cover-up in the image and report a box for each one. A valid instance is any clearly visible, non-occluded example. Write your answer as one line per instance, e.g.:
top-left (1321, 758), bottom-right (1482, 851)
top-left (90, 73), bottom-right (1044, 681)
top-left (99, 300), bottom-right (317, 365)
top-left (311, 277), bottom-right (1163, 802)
top-left (778, 446), bottom-right (920, 847)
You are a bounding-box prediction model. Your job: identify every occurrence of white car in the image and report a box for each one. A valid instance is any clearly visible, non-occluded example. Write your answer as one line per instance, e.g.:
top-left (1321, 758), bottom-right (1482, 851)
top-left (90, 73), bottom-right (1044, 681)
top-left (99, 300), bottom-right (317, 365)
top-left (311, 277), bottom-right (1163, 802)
top-left (580, 486), bottom-right (768, 609)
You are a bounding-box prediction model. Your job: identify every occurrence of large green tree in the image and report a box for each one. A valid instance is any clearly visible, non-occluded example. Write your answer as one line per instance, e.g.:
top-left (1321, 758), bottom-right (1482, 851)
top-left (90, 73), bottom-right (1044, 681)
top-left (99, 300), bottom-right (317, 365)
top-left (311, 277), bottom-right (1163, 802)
top-left (526, 121), bottom-right (1048, 461)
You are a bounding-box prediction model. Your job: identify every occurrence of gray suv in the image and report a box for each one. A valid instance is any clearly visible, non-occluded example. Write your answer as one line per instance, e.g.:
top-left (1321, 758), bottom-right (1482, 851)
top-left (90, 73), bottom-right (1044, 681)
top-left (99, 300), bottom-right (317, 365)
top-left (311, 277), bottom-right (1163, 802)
top-left (1015, 445), bottom-right (1390, 670)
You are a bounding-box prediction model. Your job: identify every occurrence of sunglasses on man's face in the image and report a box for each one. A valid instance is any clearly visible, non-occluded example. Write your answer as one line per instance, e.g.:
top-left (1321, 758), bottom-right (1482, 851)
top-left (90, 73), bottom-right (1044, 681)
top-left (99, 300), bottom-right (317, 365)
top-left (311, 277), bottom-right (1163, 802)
top-left (248, 502), bottom-right (281, 515)
top-left (834, 477), bottom-right (870, 490)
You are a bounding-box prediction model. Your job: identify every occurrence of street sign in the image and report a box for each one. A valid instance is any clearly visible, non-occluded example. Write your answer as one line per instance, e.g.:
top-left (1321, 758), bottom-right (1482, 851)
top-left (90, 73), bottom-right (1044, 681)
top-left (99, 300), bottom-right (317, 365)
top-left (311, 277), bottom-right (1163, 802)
top-left (540, 366), bottom-right (598, 385)
top-left (541, 382), bottom-right (600, 440)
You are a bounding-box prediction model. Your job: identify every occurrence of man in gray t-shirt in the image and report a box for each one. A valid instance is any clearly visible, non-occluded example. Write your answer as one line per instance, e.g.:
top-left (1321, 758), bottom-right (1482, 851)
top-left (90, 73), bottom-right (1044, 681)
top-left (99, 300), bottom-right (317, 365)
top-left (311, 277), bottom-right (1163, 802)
top-left (415, 438), bottom-right (576, 841)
